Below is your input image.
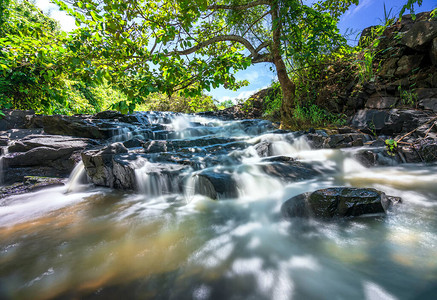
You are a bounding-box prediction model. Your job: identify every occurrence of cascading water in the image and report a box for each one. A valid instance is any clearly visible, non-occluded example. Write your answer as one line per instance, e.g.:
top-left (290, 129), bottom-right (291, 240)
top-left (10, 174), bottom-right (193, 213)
top-left (1, 111), bottom-right (437, 300)
top-left (0, 145), bottom-right (8, 185)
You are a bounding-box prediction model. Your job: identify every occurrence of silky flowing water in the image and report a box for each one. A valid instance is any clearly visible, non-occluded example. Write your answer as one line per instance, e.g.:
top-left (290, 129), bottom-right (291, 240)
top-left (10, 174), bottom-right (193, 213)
top-left (1, 113), bottom-right (437, 299)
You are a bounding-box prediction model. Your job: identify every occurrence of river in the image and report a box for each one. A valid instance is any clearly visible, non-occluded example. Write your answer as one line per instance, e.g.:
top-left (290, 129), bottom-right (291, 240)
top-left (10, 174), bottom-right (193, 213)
top-left (1, 112), bottom-right (437, 299)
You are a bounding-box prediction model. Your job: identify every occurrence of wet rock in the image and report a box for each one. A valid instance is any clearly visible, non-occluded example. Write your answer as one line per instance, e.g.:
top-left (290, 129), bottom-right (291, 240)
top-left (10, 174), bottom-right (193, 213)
top-left (354, 140), bottom-right (437, 166)
top-left (82, 143), bottom-right (187, 190)
top-left (0, 176), bottom-right (65, 200)
top-left (281, 187), bottom-right (401, 219)
top-left (193, 171), bottom-right (239, 200)
top-left (254, 141), bottom-right (273, 157)
top-left (123, 138), bottom-right (145, 148)
top-left (93, 110), bottom-right (144, 125)
top-left (81, 143), bottom-right (133, 189)
top-left (259, 161), bottom-right (326, 182)
top-left (143, 138), bottom-right (247, 154)
top-left (306, 132), bottom-right (371, 149)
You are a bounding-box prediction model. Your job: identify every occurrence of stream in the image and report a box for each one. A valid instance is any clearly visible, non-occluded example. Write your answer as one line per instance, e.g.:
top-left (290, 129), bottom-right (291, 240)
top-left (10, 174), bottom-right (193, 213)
top-left (1, 112), bottom-right (437, 299)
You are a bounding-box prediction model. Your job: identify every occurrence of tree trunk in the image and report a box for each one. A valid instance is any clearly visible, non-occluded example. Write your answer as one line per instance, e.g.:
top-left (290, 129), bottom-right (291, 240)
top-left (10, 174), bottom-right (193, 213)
top-left (271, 5), bottom-right (295, 126)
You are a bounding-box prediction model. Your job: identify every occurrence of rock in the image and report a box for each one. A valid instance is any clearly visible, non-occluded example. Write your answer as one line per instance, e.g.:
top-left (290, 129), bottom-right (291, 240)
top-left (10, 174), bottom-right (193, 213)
top-left (192, 171), bottom-right (239, 200)
top-left (365, 95), bottom-right (398, 109)
top-left (81, 143), bottom-right (135, 189)
top-left (281, 187), bottom-right (402, 219)
top-left (0, 109), bottom-right (35, 131)
top-left (7, 128), bottom-right (44, 140)
top-left (259, 160), bottom-right (328, 182)
top-left (415, 88), bottom-right (437, 100)
top-left (419, 98), bottom-right (437, 112)
top-left (0, 176), bottom-right (64, 200)
top-left (93, 110), bottom-right (144, 124)
top-left (123, 138), bottom-right (145, 148)
top-left (350, 109), bottom-right (433, 135)
top-left (400, 21), bottom-right (437, 51)
top-left (41, 115), bottom-right (112, 139)
top-left (254, 141), bottom-right (273, 157)
top-left (81, 143), bottom-right (187, 190)
top-left (306, 132), bottom-right (371, 149)
top-left (431, 37), bottom-right (437, 65)
top-left (395, 55), bottom-right (423, 77)
top-left (379, 58), bottom-right (398, 78)
top-left (4, 135), bottom-right (97, 172)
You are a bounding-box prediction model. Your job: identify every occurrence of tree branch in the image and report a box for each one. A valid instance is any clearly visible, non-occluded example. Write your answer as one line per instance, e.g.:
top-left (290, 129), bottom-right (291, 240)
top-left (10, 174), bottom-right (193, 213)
top-left (174, 34), bottom-right (259, 57)
top-left (207, 0), bottom-right (270, 11)
top-left (251, 53), bottom-right (272, 63)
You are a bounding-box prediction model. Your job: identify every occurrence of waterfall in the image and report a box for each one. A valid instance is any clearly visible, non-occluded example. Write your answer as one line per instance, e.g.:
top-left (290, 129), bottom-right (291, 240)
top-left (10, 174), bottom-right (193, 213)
top-left (0, 146), bottom-right (8, 185)
top-left (65, 161), bottom-right (87, 193)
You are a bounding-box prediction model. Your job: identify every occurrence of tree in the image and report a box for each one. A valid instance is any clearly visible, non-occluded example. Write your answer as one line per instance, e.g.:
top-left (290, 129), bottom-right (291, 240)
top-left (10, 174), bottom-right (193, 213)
top-left (54, 0), bottom-right (358, 119)
top-left (0, 0), bottom-right (70, 111)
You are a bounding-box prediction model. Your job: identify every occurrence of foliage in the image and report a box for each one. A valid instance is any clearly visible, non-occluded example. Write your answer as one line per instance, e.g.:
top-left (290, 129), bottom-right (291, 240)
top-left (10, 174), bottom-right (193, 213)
top-left (217, 99), bottom-right (234, 110)
top-left (292, 103), bottom-right (346, 129)
top-left (262, 81), bottom-right (282, 120)
top-left (385, 139), bottom-right (398, 156)
top-left (52, 0), bottom-right (358, 116)
top-left (0, 0), bottom-right (71, 113)
top-left (398, 85), bottom-right (418, 106)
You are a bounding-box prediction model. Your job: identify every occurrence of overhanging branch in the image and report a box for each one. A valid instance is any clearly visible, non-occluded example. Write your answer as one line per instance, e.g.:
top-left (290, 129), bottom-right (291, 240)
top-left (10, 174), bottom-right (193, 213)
top-left (174, 34), bottom-right (258, 57)
top-left (207, 0), bottom-right (270, 11)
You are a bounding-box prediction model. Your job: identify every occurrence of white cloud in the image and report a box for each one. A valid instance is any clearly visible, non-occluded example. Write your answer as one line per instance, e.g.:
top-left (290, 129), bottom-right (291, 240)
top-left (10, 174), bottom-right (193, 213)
top-left (237, 71), bottom-right (260, 82)
top-left (218, 84), bottom-right (270, 104)
top-left (35, 0), bottom-right (57, 11)
top-left (343, 0), bottom-right (374, 19)
top-left (51, 10), bottom-right (77, 32)
top-left (35, 0), bottom-right (77, 32)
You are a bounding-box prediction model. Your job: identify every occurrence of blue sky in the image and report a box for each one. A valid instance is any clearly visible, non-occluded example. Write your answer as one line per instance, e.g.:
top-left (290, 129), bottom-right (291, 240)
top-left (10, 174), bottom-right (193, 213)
top-left (35, 0), bottom-right (437, 103)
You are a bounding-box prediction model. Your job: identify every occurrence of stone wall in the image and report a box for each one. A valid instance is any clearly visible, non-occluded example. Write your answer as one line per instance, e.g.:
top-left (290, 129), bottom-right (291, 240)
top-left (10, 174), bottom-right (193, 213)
top-left (345, 11), bottom-right (437, 113)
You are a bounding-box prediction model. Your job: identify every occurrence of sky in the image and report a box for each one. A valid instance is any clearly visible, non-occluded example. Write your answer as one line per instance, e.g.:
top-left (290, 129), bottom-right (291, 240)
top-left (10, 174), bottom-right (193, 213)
top-left (35, 0), bottom-right (437, 103)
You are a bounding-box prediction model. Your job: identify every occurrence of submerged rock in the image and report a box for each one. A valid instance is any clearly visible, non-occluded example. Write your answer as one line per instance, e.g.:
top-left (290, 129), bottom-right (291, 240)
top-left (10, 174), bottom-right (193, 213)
top-left (281, 187), bottom-right (401, 219)
top-left (0, 176), bottom-right (64, 200)
top-left (192, 171), bottom-right (238, 200)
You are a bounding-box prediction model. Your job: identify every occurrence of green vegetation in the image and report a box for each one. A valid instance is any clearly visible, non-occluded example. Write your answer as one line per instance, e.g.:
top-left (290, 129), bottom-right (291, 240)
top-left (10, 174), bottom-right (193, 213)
top-left (385, 139), bottom-right (398, 156)
top-left (0, 0), bottom-right (431, 126)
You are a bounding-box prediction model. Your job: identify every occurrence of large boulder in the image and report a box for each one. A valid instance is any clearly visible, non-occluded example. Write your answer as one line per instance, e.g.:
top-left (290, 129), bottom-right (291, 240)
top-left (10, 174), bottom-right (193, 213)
top-left (4, 135), bottom-right (97, 174)
top-left (191, 171), bottom-right (239, 200)
top-left (350, 109), bottom-right (434, 135)
top-left (281, 187), bottom-right (402, 219)
top-left (81, 143), bottom-right (133, 189)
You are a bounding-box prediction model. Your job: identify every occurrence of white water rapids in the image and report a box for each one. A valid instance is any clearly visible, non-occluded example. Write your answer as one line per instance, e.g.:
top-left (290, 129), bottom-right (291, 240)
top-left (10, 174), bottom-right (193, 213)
top-left (0, 112), bottom-right (437, 300)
